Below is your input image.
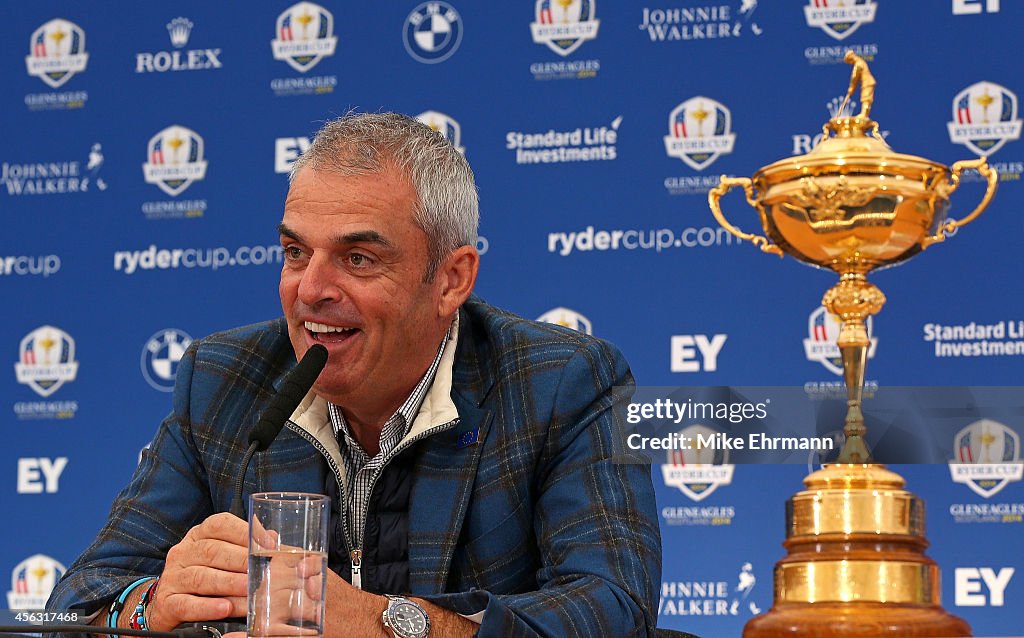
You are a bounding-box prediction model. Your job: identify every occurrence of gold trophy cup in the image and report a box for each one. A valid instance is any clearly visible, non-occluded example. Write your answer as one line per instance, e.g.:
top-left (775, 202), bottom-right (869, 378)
top-left (708, 53), bottom-right (998, 637)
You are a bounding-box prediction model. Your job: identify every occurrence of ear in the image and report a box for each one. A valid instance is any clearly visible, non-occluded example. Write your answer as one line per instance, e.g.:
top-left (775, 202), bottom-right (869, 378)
top-left (435, 245), bottom-right (479, 317)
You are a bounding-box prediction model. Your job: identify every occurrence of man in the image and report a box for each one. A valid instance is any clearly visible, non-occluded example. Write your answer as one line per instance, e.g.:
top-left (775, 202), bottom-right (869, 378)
top-left (841, 50), bottom-right (876, 120)
top-left (48, 113), bottom-right (661, 637)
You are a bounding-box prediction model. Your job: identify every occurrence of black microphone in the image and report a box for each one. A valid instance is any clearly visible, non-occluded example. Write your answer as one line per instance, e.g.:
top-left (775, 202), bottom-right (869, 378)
top-left (229, 344), bottom-right (329, 518)
top-left (0, 624), bottom-right (219, 638)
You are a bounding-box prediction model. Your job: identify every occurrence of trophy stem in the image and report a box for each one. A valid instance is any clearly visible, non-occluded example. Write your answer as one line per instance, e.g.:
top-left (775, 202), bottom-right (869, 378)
top-left (821, 271), bottom-right (886, 463)
top-left (839, 344), bottom-right (871, 462)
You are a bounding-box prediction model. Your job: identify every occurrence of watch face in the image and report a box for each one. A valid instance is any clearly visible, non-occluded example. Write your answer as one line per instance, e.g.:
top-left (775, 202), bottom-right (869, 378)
top-left (389, 600), bottom-right (428, 637)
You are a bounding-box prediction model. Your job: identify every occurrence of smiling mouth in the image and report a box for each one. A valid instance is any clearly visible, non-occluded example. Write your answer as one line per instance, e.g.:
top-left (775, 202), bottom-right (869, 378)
top-left (304, 321), bottom-right (359, 344)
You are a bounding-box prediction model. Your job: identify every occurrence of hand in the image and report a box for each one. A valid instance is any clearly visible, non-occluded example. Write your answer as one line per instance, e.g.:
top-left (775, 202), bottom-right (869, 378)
top-left (227, 569), bottom-right (475, 638)
top-left (249, 548), bottom-right (324, 637)
top-left (146, 512), bottom-right (249, 631)
top-left (322, 572), bottom-right (388, 638)
top-left (225, 571), bottom-right (386, 638)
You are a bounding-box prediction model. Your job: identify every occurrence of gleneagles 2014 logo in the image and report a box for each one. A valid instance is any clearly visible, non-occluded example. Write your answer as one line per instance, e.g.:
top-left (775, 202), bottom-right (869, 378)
top-left (804, 0), bottom-right (877, 41)
top-left (949, 419), bottom-right (1023, 499)
top-left (415, 111), bottom-right (465, 154)
top-left (25, 18), bottom-right (89, 88)
top-left (664, 97), bottom-right (736, 171)
top-left (537, 307), bottom-right (593, 335)
top-left (531, 0), bottom-right (600, 57)
top-left (947, 81), bottom-right (1022, 157)
top-left (272, 1), bottom-right (338, 72)
top-left (7, 555), bottom-right (66, 610)
top-left (14, 326), bottom-right (79, 398)
top-left (142, 125), bottom-right (208, 197)
top-left (661, 424), bottom-right (735, 502)
top-left (803, 307), bottom-right (876, 376)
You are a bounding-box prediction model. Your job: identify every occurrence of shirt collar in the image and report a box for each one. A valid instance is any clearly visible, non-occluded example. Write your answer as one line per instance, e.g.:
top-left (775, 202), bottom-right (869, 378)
top-left (327, 320), bottom-right (454, 451)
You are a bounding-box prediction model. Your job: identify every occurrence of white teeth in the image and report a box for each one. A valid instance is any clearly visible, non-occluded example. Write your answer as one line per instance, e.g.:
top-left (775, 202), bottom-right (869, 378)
top-left (304, 321), bottom-right (353, 333)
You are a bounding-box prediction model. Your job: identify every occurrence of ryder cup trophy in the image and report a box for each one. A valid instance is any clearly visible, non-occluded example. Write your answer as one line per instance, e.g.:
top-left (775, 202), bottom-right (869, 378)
top-left (708, 52), bottom-right (998, 637)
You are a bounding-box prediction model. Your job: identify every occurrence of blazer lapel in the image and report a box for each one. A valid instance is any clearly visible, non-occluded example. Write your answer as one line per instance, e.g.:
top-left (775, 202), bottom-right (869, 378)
top-left (408, 392), bottom-right (492, 594)
top-left (408, 305), bottom-right (497, 594)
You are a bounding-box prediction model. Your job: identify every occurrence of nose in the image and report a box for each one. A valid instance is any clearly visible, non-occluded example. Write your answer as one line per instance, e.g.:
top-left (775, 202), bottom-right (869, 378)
top-left (296, 253), bottom-right (342, 306)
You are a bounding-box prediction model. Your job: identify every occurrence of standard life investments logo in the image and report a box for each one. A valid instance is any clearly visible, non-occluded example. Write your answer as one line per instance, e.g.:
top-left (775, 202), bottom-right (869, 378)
top-left (506, 116), bottom-right (620, 164)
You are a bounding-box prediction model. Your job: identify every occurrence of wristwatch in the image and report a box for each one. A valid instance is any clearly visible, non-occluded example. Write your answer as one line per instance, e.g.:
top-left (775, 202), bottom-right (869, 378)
top-left (382, 594), bottom-right (431, 638)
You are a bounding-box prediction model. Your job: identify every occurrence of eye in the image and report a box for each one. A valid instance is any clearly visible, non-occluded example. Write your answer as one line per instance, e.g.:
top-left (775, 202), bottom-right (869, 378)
top-left (348, 252), bottom-right (372, 268)
top-left (283, 245), bottom-right (305, 261)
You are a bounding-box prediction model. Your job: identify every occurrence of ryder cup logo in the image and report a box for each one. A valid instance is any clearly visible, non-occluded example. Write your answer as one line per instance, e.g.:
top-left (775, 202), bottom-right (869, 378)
top-left (537, 307), bottom-right (593, 335)
top-left (661, 424), bottom-right (735, 502)
top-left (25, 18), bottom-right (89, 89)
top-left (531, 0), bottom-right (600, 57)
top-left (949, 419), bottom-right (1023, 498)
top-left (947, 82), bottom-right (1022, 157)
top-left (803, 307), bottom-right (876, 376)
top-left (804, 0), bottom-right (878, 41)
top-left (7, 555), bottom-right (66, 610)
top-left (404, 2), bottom-right (463, 64)
top-left (271, 2), bottom-right (338, 73)
top-left (141, 329), bottom-right (192, 392)
top-left (664, 97), bottom-right (736, 171)
top-left (142, 125), bottom-right (208, 197)
top-left (415, 111), bottom-right (465, 154)
top-left (14, 326), bottom-right (79, 398)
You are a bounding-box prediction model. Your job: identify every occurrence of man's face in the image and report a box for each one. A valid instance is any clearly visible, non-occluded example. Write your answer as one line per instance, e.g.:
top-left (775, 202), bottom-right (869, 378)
top-left (279, 166), bottom-right (449, 411)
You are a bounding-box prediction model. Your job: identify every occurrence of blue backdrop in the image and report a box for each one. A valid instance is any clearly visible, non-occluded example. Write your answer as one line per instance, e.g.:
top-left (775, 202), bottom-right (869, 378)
top-left (3, 2), bottom-right (1022, 636)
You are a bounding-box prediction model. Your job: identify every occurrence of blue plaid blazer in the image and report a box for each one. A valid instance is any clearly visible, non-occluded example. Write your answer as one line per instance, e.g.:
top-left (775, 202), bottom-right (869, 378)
top-left (48, 296), bottom-right (661, 637)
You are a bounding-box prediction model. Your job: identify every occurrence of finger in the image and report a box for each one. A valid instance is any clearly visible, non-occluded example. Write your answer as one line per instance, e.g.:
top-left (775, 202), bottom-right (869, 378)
top-left (168, 537), bottom-right (249, 573)
top-left (296, 554), bottom-right (323, 578)
top-left (252, 590), bottom-right (306, 631)
top-left (254, 583), bottom-right (321, 626)
top-left (261, 557), bottom-right (305, 592)
top-left (304, 574), bottom-right (324, 601)
top-left (223, 595), bottom-right (247, 619)
top-left (265, 550), bottom-right (306, 571)
top-left (249, 514), bottom-right (280, 550)
top-left (165, 565), bottom-right (249, 598)
top-left (291, 591), bottom-right (323, 624)
top-left (187, 512), bottom-right (250, 546)
top-left (263, 621), bottom-right (320, 637)
top-left (150, 593), bottom-right (233, 627)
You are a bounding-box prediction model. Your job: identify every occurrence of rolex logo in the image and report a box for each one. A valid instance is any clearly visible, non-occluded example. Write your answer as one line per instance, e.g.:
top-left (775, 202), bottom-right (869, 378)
top-left (827, 95), bottom-right (857, 120)
top-left (137, 17), bottom-right (221, 74)
top-left (166, 17), bottom-right (193, 48)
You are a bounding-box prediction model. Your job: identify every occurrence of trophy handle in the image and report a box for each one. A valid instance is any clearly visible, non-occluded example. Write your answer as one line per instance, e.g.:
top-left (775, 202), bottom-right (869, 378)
top-left (923, 157), bottom-right (998, 247)
top-left (708, 176), bottom-right (784, 256)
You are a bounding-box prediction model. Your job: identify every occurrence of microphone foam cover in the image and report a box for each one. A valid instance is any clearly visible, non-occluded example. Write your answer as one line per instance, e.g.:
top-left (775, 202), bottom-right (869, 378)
top-left (249, 344), bottom-right (328, 451)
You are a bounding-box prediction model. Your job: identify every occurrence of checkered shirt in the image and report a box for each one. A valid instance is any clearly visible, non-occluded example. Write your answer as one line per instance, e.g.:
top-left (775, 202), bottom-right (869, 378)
top-left (327, 326), bottom-right (450, 552)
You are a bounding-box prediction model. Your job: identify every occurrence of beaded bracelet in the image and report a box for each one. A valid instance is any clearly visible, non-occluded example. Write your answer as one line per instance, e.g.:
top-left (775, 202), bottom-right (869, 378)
top-left (128, 578), bottom-right (159, 630)
top-left (107, 576), bottom-right (156, 638)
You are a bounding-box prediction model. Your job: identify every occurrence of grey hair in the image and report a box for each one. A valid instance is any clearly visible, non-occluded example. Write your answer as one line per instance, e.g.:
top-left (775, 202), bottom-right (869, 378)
top-left (290, 112), bottom-right (479, 280)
